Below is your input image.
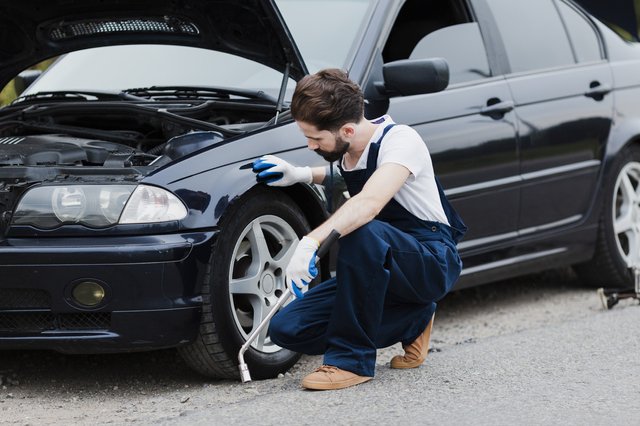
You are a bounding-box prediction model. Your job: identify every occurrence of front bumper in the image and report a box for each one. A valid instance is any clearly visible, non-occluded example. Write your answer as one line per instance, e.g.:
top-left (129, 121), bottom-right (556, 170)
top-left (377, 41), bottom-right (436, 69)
top-left (0, 230), bottom-right (217, 353)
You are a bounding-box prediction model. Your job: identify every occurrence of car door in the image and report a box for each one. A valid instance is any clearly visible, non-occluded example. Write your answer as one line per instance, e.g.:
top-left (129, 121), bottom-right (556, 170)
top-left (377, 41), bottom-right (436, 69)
top-left (485, 0), bottom-right (613, 233)
top-left (363, 0), bottom-right (519, 272)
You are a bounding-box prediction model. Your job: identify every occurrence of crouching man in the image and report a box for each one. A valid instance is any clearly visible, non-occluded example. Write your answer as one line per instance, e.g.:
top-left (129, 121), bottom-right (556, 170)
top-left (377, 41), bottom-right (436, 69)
top-left (252, 69), bottom-right (466, 390)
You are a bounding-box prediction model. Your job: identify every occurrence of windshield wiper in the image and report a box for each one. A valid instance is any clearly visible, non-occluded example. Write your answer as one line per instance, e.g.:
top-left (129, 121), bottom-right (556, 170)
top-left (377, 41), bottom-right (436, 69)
top-left (122, 86), bottom-right (278, 104)
top-left (12, 90), bottom-right (146, 104)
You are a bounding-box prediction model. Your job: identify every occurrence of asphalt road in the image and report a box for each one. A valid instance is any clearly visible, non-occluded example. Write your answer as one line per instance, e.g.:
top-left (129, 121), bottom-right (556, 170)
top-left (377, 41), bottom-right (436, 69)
top-left (1, 269), bottom-right (639, 425)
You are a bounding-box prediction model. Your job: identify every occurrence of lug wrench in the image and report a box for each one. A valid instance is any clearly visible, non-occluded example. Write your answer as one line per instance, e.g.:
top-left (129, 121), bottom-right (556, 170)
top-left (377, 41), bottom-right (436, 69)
top-left (238, 229), bottom-right (340, 383)
top-left (597, 265), bottom-right (640, 309)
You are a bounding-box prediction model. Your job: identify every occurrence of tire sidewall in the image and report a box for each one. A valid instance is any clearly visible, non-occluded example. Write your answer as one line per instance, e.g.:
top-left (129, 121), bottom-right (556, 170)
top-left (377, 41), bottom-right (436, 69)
top-left (601, 146), bottom-right (640, 285)
top-left (208, 188), bottom-right (309, 378)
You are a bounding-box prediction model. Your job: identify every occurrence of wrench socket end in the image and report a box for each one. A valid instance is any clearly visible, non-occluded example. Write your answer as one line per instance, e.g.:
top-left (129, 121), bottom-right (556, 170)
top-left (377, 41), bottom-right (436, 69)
top-left (239, 363), bottom-right (252, 383)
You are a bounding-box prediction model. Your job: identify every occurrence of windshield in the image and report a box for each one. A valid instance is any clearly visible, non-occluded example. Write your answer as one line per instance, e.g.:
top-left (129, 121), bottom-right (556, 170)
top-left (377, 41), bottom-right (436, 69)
top-left (280, 0), bottom-right (374, 72)
top-left (24, 0), bottom-right (374, 99)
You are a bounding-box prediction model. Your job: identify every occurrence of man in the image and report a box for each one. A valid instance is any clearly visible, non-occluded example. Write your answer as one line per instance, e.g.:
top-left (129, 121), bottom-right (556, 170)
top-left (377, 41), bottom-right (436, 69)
top-left (252, 69), bottom-right (466, 390)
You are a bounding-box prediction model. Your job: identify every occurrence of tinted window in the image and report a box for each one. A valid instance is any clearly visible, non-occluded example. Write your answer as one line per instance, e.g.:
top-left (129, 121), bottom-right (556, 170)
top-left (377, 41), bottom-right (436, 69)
top-left (410, 23), bottom-right (491, 84)
top-left (558, 1), bottom-right (602, 62)
top-left (277, 0), bottom-right (374, 72)
top-left (486, 0), bottom-right (574, 73)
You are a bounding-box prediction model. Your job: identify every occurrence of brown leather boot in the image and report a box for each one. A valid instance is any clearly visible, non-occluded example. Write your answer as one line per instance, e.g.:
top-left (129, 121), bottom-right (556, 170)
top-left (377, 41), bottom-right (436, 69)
top-left (390, 314), bottom-right (435, 369)
top-left (301, 365), bottom-right (372, 390)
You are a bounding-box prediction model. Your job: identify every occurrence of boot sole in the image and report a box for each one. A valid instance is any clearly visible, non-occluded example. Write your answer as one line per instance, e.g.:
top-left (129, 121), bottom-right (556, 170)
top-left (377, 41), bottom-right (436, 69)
top-left (302, 375), bottom-right (372, 390)
top-left (390, 356), bottom-right (425, 369)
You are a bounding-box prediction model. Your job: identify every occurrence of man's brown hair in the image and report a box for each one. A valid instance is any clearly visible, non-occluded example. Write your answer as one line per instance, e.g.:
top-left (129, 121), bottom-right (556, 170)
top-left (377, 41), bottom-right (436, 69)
top-left (290, 69), bottom-right (364, 132)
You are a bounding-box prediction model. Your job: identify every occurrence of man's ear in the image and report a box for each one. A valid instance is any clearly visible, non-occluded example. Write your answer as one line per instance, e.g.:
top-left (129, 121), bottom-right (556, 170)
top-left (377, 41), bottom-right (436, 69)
top-left (340, 123), bottom-right (356, 139)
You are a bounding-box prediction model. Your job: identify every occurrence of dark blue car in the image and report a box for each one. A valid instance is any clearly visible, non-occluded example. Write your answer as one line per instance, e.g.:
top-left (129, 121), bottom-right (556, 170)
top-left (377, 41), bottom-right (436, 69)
top-left (1, 0), bottom-right (639, 379)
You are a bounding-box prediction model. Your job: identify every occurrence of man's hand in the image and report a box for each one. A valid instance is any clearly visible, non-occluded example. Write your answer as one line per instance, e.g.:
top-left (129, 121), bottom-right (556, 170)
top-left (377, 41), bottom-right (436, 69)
top-left (252, 155), bottom-right (313, 187)
top-left (286, 236), bottom-right (319, 298)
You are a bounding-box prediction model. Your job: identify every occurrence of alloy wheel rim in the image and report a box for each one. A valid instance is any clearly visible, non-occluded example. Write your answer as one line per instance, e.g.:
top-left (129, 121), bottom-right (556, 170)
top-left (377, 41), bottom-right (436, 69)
top-left (612, 162), bottom-right (640, 269)
top-left (228, 215), bottom-right (299, 353)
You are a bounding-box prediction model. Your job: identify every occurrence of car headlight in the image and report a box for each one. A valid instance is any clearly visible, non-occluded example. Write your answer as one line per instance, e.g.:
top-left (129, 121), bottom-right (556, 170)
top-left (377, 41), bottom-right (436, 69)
top-left (119, 185), bottom-right (188, 224)
top-left (52, 187), bottom-right (87, 223)
top-left (12, 184), bottom-right (187, 229)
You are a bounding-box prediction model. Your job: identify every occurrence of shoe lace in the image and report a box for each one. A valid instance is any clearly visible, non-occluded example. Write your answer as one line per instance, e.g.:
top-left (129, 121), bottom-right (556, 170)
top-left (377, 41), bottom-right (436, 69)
top-left (315, 365), bottom-right (339, 374)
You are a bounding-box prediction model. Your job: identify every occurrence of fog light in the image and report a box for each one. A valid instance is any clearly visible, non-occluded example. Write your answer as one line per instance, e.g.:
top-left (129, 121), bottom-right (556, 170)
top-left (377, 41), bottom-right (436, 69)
top-left (72, 281), bottom-right (105, 307)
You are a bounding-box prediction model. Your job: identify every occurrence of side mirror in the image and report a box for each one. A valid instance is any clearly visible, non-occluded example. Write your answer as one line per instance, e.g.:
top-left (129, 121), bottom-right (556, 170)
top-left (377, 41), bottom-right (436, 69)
top-left (13, 69), bottom-right (42, 96)
top-left (376, 58), bottom-right (449, 97)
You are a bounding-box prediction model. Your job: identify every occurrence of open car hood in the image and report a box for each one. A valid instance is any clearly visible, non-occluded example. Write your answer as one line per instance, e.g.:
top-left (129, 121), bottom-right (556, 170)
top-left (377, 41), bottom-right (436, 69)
top-left (0, 0), bottom-right (308, 89)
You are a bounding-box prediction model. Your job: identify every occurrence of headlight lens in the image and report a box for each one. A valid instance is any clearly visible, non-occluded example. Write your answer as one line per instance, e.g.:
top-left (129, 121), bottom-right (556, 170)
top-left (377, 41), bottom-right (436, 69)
top-left (120, 185), bottom-right (187, 224)
top-left (52, 187), bottom-right (87, 223)
top-left (13, 184), bottom-right (187, 229)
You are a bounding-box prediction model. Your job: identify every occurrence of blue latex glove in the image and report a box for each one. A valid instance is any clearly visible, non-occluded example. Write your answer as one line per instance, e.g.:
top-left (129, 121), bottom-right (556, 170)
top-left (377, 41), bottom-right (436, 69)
top-left (286, 236), bottom-right (319, 298)
top-left (252, 155), bottom-right (312, 187)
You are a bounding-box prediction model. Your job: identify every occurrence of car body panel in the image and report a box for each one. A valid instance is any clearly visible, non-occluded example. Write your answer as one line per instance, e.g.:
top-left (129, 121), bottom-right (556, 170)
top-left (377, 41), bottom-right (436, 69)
top-left (507, 62), bottom-right (613, 231)
top-left (0, 231), bottom-right (215, 352)
top-left (387, 79), bottom-right (520, 246)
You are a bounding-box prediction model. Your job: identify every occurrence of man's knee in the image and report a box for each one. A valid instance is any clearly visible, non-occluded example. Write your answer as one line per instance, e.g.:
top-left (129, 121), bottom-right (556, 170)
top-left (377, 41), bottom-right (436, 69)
top-left (268, 310), bottom-right (292, 347)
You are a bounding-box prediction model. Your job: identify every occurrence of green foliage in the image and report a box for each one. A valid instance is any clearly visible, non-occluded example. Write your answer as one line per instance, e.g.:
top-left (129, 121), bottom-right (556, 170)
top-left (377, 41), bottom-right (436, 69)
top-left (0, 81), bottom-right (16, 107)
top-left (0, 59), bottom-right (55, 106)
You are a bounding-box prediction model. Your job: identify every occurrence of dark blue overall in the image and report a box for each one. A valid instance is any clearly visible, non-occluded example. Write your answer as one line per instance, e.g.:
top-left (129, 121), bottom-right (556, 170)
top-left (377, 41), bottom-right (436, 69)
top-left (270, 124), bottom-right (467, 377)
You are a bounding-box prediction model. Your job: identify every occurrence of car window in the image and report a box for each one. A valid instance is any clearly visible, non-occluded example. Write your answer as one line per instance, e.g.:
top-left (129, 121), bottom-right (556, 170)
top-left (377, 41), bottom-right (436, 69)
top-left (276, 0), bottom-right (374, 73)
top-left (557, 1), bottom-right (602, 63)
top-left (382, 0), bottom-right (487, 85)
top-left (409, 23), bottom-right (491, 85)
top-left (25, 45), bottom-right (290, 97)
top-left (486, 0), bottom-right (574, 73)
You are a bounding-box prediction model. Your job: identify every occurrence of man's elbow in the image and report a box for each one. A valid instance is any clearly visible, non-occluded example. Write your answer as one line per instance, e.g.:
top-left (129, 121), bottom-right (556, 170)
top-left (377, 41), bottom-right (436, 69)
top-left (359, 197), bottom-right (385, 222)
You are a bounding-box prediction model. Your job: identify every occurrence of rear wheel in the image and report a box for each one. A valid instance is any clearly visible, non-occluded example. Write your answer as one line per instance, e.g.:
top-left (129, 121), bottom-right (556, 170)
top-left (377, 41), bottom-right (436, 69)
top-left (576, 145), bottom-right (640, 287)
top-left (178, 189), bottom-right (310, 379)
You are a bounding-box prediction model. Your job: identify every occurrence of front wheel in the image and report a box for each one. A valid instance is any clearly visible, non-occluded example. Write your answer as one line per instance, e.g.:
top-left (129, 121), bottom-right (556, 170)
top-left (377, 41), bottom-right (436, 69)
top-left (179, 189), bottom-right (311, 379)
top-left (576, 145), bottom-right (640, 287)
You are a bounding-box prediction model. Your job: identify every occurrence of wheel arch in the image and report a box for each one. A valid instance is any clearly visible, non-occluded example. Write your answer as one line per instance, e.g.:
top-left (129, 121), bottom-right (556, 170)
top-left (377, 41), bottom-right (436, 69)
top-left (588, 118), bottom-right (640, 223)
top-left (207, 179), bottom-right (333, 280)
top-left (213, 181), bottom-right (329, 231)
top-left (604, 117), bottom-right (640, 166)
top-left (279, 184), bottom-right (329, 231)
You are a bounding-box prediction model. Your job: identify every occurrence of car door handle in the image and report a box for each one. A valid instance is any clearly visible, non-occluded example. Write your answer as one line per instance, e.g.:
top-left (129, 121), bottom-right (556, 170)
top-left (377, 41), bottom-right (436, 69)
top-left (584, 83), bottom-right (611, 100)
top-left (480, 100), bottom-right (514, 116)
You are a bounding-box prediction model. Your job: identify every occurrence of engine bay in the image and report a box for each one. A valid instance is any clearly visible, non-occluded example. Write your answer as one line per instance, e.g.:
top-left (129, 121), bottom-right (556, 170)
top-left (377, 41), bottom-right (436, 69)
top-left (0, 134), bottom-right (149, 167)
top-left (0, 96), bottom-right (278, 171)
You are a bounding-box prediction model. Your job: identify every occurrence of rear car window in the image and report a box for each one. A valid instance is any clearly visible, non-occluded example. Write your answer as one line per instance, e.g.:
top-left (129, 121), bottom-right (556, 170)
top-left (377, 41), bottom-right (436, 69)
top-left (486, 0), bottom-right (574, 73)
top-left (557, 0), bottom-right (602, 62)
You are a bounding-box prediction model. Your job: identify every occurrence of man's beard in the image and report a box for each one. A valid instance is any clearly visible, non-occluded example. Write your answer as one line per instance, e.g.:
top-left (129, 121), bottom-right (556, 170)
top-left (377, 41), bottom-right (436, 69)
top-left (315, 135), bottom-right (350, 162)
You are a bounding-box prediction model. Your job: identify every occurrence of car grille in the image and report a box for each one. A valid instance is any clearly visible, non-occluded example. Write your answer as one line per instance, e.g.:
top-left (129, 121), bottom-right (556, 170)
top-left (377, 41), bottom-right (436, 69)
top-left (0, 289), bottom-right (111, 333)
top-left (0, 288), bottom-right (51, 309)
top-left (0, 312), bottom-right (111, 333)
top-left (58, 313), bottom-right (111, 330)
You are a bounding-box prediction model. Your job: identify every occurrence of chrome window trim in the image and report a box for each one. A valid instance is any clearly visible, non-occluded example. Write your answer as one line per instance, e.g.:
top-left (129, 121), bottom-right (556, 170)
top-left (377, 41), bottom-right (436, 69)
top-left (445, 159), bottom-right (600, 197)
top-left (458, 214), bottom-right (582, 251)
top-left (460, 248), bottom-right (567, 275)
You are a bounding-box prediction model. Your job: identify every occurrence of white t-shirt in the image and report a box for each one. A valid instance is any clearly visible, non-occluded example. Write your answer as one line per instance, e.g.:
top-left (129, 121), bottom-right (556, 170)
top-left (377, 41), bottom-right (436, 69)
top-left (340, 115), bottom-right (449, 225)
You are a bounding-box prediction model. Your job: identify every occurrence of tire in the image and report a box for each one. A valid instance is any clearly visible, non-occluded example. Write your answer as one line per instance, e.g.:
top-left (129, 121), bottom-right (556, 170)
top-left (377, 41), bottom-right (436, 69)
top-left (178, 188), bottom-right (311, 379)
top-left (575, 145), bottom-right (640, 288)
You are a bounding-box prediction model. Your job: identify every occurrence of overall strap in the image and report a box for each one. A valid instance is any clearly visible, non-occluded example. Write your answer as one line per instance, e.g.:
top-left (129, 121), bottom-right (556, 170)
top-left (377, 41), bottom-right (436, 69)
top-left (365, 124), bottom-right (397, 174)
top-left (337, 123), bottom-right (396, 175)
